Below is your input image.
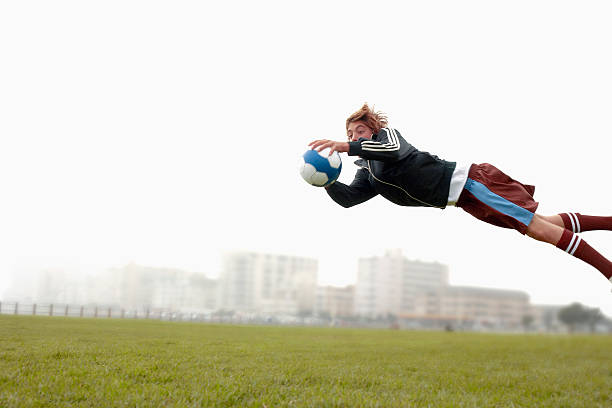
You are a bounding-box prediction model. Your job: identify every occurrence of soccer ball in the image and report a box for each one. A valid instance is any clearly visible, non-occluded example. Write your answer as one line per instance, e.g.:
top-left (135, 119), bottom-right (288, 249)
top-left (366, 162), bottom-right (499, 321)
top-left (299, 149), bottom-right (342, 187)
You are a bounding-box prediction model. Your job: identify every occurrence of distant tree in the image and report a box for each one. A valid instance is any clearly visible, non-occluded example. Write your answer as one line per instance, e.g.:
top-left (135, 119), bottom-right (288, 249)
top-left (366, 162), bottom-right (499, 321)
top-left (298, 309), bottom-right (313, 324)
top-left (342, 314), bottom-right (359, 323)
top-left (316, 310), bottom-right (331, 320)
top-left (557, 303), bottom-right (602, 333)
top-left (521, 315), bottom-right (534, 332)
top-left (298, 309), bottom-right (313, 318)
top-left (603, 317), bottom-right (612, 333)
top-left (586, 308), bottom-right (604, 333)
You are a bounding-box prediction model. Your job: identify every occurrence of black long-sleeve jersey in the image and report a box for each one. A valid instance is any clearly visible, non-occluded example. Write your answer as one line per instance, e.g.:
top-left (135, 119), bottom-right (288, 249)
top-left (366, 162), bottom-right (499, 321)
top-left (326, 128), bottom-right (456, 209)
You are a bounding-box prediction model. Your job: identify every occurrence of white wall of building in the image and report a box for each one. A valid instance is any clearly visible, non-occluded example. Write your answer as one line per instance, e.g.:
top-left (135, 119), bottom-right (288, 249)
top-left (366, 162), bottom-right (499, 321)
top-left (218, 251), bottom-right (317, 315)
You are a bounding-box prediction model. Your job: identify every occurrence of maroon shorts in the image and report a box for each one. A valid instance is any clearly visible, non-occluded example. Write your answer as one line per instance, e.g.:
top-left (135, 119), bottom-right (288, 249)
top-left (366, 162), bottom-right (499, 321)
top-left (455, 163), bottom-right (539, 234)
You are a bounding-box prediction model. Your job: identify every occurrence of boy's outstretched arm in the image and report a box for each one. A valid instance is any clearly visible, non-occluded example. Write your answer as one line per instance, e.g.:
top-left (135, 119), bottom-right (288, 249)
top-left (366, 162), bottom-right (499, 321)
top-left (325, 168), bottom-right (377, 208)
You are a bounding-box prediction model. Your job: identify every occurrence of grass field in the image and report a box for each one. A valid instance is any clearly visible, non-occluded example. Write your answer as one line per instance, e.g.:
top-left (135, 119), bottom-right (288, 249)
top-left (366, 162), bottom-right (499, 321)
top-left (1, 316), bottom-right (611, 407)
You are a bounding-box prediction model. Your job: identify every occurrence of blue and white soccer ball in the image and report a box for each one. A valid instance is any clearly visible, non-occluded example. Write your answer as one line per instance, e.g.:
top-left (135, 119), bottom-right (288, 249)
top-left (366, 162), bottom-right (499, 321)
top-left (299, 149), bottom-right (342, 187)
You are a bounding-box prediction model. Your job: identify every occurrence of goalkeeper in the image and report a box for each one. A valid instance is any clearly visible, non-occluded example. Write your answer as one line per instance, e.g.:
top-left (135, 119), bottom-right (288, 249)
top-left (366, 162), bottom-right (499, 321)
top-left (309, 103), bottom-right (612, 286)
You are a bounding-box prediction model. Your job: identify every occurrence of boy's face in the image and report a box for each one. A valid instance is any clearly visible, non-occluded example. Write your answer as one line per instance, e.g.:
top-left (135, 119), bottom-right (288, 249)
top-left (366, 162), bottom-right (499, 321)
top-left (347, 121), bottom-right (374, 142)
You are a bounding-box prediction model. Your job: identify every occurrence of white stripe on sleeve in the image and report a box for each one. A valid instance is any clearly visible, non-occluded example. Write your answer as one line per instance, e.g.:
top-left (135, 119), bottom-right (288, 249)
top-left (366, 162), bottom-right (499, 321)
top-left (360, 128), bottom-right (400, 152)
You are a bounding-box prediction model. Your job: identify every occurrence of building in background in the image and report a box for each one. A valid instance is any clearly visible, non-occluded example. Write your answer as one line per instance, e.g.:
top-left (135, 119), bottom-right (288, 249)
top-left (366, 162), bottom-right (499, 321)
top-left (355, 249), bottom-right (449, 318)
top-left (315, 285), bottom-right (354, 318)
top-left (3, 266), bottom-right (90, 305)
top-left (35, 269), bottom-right (88, 305)
top-left (104, 264), bottom-right (217, 311)
top-left (218, 251), bottom-right (317, 315)
top-left (150, 271), bottom-right (218, 312)
top-left (355, 250), bottom-right (534, 331)
top-left (437, 286), bottom-right (530, 330)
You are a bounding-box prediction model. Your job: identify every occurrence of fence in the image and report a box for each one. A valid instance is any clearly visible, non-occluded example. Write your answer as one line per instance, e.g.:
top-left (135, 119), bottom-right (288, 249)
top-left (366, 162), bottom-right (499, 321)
top-left (0, 301), bottom-right (323, 325)
top-left (0, 301), bottom-right (228, 323)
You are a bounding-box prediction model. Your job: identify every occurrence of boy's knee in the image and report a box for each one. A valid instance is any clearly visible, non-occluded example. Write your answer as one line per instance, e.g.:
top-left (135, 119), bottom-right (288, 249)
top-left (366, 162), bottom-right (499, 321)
top-left (526, 215), bottom-right (562, 244)
top-left (526, 225), bottom-right (544, 241)
top-left (526, 215), bottom-right (547, 240)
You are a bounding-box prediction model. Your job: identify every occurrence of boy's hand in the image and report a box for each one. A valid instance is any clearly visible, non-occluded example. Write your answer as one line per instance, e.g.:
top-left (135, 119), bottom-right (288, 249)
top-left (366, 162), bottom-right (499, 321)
top-left (308, 140), bottom-right (349, 156)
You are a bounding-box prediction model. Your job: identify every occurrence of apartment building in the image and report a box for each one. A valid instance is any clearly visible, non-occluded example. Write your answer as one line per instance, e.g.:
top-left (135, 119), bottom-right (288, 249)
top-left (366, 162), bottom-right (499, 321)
top-left (354, 250), bottom-right (535, 330)
top-left (355, 249), bottom-right (448, 318)
top-left (438, 286), bottom-right (530, 329)
top-left (218, 251), bottom-right (317, 315)
top-left (315, 285), bottom-right (355, 318)
top-left (107, 264), bottom-right (217, 311)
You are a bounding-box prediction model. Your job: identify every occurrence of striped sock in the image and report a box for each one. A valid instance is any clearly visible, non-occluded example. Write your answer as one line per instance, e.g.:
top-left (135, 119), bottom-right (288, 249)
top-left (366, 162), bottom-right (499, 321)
top-left (556, 229), bottom-right (612, 279)
top-left (559, 213), bottom-right (612, 233)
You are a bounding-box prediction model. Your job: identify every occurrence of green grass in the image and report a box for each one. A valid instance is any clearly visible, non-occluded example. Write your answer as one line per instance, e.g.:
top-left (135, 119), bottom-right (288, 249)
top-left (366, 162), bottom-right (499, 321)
top-left (1, 316), bottom-right (611, 407)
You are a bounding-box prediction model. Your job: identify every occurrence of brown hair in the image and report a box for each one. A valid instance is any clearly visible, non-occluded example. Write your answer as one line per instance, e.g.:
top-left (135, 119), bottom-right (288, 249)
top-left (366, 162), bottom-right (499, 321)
top-left (345, 103), bottom-right (388, 136)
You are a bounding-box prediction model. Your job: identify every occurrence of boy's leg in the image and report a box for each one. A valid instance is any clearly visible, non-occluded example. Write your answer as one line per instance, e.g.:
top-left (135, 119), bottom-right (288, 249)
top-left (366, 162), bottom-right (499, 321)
top-left (543, 213), bottom-right (612, 233)
top-left (527, 214), bottom-right (612, 280)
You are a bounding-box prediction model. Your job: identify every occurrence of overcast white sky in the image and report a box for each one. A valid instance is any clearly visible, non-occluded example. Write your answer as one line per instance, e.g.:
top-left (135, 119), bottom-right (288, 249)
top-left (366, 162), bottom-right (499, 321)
top-left (1, 1), bottom-right (612, 314)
